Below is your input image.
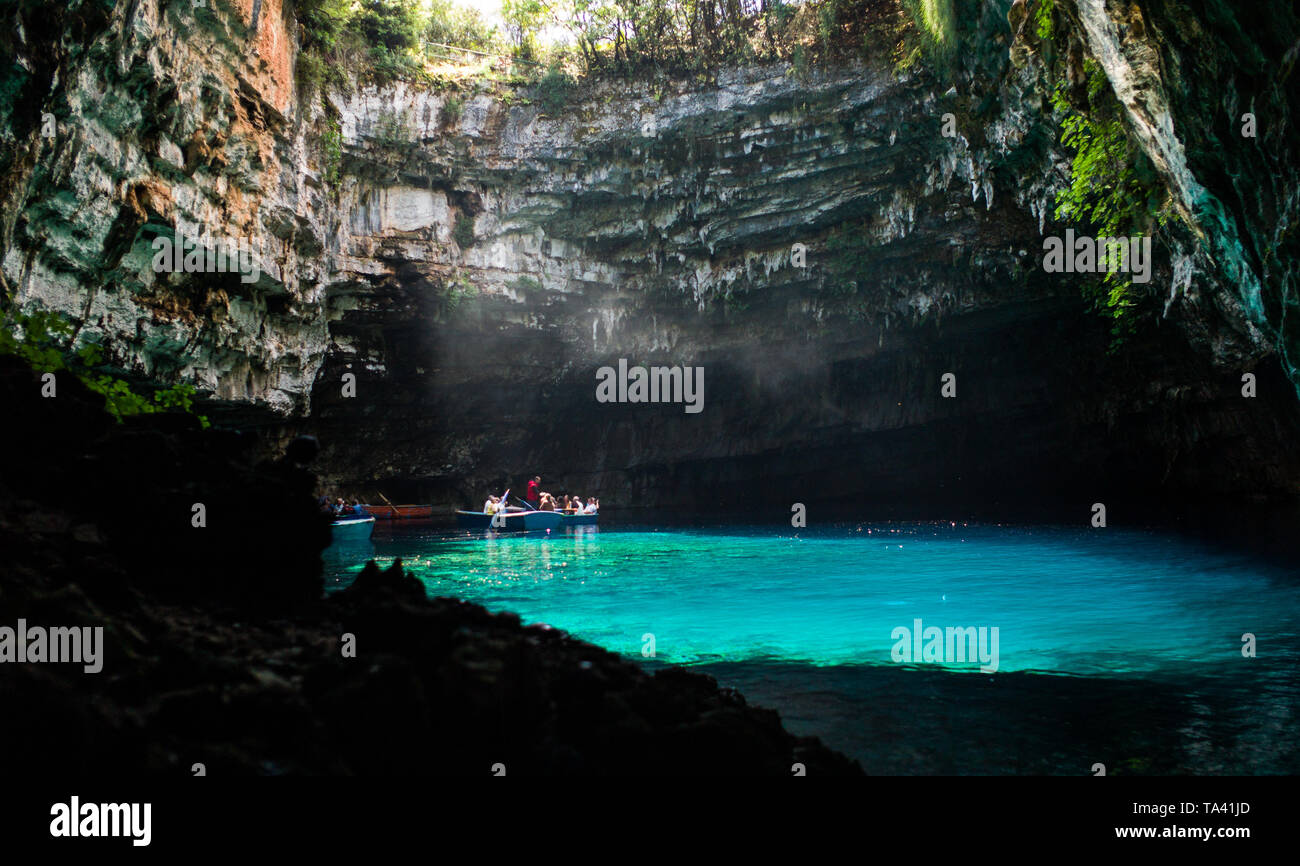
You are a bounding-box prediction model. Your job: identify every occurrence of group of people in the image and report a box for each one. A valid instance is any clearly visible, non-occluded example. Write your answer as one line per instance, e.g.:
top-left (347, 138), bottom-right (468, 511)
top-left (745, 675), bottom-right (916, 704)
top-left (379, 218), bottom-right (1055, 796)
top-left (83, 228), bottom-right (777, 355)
top-left (527, 474), bottom-right (599, 514)
top-left (538, 493), bottom-right (599, 514)
top-left (319, 496), bottom-right (367, 517)
top-left (482, 476), bottom-right (599, 515)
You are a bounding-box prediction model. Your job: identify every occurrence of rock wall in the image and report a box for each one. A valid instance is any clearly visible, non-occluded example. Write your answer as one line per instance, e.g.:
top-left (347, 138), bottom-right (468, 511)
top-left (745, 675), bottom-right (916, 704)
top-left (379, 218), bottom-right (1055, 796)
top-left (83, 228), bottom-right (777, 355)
top-left (1061, 0), bottom-right (1300, 386)
top-left (2, 0), bottom-right (329, 415)
top-left (3, 0), bottom-right (1299, 515)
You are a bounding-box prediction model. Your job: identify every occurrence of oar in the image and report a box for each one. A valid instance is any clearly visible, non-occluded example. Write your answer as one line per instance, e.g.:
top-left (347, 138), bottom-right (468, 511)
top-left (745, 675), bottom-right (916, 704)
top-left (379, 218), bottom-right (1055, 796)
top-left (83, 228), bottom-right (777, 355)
top-left (513, 495), bottom-right (537, 511)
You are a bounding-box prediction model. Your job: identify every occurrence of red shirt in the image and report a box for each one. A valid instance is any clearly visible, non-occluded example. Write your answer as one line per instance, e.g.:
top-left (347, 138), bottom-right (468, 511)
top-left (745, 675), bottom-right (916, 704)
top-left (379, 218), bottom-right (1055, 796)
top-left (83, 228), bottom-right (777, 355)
top-left (526, 480), bottom-right (540, 503)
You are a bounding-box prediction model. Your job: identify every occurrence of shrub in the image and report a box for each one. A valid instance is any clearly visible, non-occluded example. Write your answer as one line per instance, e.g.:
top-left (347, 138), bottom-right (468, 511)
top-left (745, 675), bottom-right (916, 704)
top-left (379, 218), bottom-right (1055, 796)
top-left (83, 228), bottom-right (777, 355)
top-left (351, 0), bottom-right (423, 53)
top-left (453, 212), bottom-right (475, 248)
top-left (534, 63), bottom-right (575, 115)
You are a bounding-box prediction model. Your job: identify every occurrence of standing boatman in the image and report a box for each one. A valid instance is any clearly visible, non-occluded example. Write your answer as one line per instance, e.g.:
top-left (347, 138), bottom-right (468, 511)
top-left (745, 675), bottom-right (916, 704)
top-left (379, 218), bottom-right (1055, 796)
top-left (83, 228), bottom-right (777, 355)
top-left (525, 476), bottom-right (541, 510)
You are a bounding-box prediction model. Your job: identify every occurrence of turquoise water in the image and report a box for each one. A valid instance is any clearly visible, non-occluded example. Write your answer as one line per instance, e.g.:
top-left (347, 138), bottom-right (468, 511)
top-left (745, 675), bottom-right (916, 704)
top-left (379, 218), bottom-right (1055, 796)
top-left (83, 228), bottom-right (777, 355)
top-left (326, 522), bottom-right (1299, 677)
top-left (324, 522), bottom-right (1300, 771)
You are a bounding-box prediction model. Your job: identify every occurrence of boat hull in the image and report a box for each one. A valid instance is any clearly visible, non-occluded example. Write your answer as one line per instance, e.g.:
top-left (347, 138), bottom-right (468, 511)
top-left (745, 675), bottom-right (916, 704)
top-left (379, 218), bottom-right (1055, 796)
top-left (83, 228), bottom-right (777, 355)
top-left (330, 516), bottom-right (376, 539)
top-left (561, 512), bottom-right (598, 526)
top-left (456, 510), bottom-right (564, 531)
top-left (364, 504), bottom-right (433, 520)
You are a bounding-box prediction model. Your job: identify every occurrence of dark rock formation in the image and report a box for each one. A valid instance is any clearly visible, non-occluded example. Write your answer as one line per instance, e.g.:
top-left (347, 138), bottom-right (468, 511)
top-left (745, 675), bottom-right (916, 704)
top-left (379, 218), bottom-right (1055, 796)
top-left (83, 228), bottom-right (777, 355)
top-left (3, 0), bottom-right (1299, 520)
top-left (0, 354), bottom-right (860, 775)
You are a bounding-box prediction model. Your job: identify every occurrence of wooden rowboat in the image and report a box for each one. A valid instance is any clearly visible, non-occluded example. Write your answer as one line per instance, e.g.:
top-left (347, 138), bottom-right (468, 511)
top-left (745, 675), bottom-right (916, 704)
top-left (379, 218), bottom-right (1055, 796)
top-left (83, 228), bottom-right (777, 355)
top-left (455, 510), bottom-right (564, 531)
top-left (364, 504), bottom-right (433, 520)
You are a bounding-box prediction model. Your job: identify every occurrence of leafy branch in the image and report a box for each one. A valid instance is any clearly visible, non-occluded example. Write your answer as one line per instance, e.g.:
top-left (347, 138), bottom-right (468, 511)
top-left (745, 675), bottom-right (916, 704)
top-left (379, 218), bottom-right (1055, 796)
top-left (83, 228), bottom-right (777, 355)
top-left (0, 310), bottom-right (210, 427)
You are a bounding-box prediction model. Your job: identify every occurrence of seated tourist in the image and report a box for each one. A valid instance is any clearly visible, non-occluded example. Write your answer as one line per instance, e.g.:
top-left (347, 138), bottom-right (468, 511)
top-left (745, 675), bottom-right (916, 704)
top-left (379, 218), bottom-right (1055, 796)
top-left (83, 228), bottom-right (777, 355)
top-left (482, 495), bottom-right (497, 513)
top-left (584, 498), bottom-right (598, 514)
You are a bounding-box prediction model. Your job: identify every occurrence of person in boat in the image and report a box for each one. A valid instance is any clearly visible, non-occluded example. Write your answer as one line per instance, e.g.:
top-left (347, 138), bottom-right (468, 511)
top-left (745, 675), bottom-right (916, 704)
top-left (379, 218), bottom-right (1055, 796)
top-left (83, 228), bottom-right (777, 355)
top-left (482, 495), bottom-right (498, 514)
top-left (583, 498), bottom-right (599, 514)
top-left (352, 500), bottom-right (367, 516)
top-left (525, 476), bottom-right (541, 509)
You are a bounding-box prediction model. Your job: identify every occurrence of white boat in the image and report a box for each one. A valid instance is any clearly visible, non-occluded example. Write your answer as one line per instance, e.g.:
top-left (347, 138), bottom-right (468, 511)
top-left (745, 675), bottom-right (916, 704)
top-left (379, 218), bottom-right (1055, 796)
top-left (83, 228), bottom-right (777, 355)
top-left (330, 516), bottom-right (376, 539)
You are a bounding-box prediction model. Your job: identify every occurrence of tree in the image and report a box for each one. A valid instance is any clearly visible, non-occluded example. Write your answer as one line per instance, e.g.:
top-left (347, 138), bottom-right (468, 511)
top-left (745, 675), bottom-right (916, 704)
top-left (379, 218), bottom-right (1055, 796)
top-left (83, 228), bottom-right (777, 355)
top-left (503, 0), bottom-right (545, 60)
top-left (296, 0), bottom-right (352, 51)
top-left (351, 0), bottom-right (423, 53)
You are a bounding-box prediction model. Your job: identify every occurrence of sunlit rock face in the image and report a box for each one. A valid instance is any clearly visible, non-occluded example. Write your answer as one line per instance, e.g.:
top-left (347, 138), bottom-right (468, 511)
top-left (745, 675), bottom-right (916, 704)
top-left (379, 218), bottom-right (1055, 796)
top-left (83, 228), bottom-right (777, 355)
top-left (1064, 0), bottom-right (1300, 388)
top-left (2, 0), bottom-right (329, 416)
top-left (3, 0), bottom-right (1299, 515)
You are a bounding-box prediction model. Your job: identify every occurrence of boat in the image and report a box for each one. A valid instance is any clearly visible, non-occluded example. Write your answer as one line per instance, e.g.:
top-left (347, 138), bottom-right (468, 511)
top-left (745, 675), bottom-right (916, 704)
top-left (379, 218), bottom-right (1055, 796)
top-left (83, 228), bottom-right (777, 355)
top-left (364, 504), bottom-right (433, 520)
top-left (330, 516), bottom-right (376, 539)
top-left (561, 511), bottom-right (598, 526)
top-left (455, 510), bottom-right (564, 531)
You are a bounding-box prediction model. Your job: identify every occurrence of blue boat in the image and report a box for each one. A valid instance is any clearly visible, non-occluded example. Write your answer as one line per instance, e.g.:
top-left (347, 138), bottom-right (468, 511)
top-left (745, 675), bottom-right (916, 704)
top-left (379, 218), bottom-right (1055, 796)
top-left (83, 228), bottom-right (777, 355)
top-left (330, 516), bottom-right (376, 539)
top-left (561, 512), bottom-right (598, 526)
top-left (456, 510), bottom-right (564, 531)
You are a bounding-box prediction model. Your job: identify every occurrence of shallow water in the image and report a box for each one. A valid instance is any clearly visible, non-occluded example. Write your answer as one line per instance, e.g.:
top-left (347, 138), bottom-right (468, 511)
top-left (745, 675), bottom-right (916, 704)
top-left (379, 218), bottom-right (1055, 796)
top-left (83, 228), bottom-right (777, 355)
top-left (324, 522), bottom-right (1300, 773)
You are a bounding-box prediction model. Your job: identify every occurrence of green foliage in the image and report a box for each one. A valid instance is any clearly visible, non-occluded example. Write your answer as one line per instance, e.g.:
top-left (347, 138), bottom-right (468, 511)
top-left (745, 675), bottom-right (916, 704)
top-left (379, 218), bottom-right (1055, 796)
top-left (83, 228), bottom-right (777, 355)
top-left (1050, 61), bottom-right (1168, 346)
top-left (816, 0), bottom-right (839, 50)
top-left (439, 273), bottom-right (480, 313)
top-left (425, 0), bottom-right (499, 52)
top-left (373, 108), bottom-right (414, 147)
top-left (321, 114), bottom-right (343, 188)
top-left (0, 309), bottom-right (209, 427)
top-left (899, 0), bottom-right (959, 72)
top-left (494, 0), bottom-right (886, 79)
top-left (368, 45), bottom-right (427, 83)
top-left (352, 0), bottom-right (423, 52)
top-left (294, 0), bottom-right (428, 87)
top-left (502, 0), bottom-right (544, 61)
top-left (791, 44), bottom-right (809, 81)
top-left (292, 0), bottom-right (911, 92)
top-left (443, 93), bottom-right (465, 122)
top-left (1033, 0), bottom-right (1054, 40)
top-left (297, 0), bottom-right (352, 52)
top-left (452, 212), bottom-right (476, 248)
top-left (534, 63), bottom-right (576, 114)
top-left (0, 309), bottom-right (72, 373)
top-left (296, 50), bottom-right (328, 94)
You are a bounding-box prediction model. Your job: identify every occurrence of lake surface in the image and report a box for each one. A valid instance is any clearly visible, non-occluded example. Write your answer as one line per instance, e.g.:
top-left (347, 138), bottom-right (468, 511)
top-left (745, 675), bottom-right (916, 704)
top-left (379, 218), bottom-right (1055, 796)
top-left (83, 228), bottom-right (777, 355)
top-left (324, 522), bottom-right (1300, 773)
